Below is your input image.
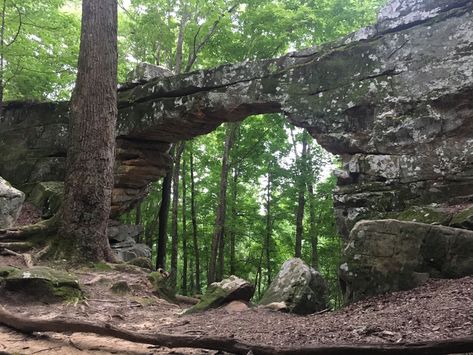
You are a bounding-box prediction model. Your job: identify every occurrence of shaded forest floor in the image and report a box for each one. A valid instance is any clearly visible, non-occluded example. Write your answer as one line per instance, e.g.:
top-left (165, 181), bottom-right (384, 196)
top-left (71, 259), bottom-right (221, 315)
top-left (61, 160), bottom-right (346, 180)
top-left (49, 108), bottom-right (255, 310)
top-left (0, 254), bottom-right (472, 354)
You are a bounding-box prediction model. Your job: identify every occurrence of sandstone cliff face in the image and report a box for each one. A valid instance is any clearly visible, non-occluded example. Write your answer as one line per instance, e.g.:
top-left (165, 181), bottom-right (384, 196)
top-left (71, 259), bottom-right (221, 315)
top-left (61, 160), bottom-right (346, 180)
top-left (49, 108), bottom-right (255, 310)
top-left (1, 0), bottom-right (472, 235)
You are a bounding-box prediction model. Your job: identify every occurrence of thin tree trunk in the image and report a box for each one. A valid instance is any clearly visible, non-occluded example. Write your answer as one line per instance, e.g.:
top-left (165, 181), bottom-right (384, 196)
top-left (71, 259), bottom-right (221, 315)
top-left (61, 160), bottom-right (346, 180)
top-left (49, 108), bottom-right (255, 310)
top-left (181, 149), bottom-right (188, 295)
top-left (156, 146), bottom-right (174, 270)
top-left (208, 123), bottom-right (238, 285)
top-left (229, 166), bottom-right (239, 276)
top-left (174, 8), bottom-right (189, 75)
top-left (135, 202), bottom-right (142, 242)
top-left (145, 211), bottom-right (159, 249)
top-left (265, 167), bottom-right (272, 286)
top-left (61, 0), bottom-right (118, 262)
top-left (256, 247), bottom-right (264, 298)
top-left (307, 182), bottom-right (318, 269)
top-left (0, 0), bottom-right (6, 117)
top-left (189, 144), bottom-right (200, 293)
top-left (294, 131), bottom-right (308, 259)
top-left (170, 142), bottom-right (185, 288)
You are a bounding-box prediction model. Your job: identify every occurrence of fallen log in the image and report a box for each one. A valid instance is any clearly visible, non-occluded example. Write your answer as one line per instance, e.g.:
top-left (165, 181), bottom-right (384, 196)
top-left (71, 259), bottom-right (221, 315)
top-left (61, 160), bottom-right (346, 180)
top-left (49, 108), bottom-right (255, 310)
top-left (0, 307), bottom-right (472, 355)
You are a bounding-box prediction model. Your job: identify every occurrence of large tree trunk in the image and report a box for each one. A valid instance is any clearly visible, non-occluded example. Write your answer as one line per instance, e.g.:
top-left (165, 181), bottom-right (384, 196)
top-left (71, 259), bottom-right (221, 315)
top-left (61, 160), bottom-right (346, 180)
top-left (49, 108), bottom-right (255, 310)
top-left (61, 0), bottom-right (117, 262)
top-left (189, 144), bottom-right (200, 293)
top-left (181, 150), bottom-right (188, 295)
top-left (208, 123), bottom-right (238, 285)
top-left (170, 142), bottom-right (185, 288)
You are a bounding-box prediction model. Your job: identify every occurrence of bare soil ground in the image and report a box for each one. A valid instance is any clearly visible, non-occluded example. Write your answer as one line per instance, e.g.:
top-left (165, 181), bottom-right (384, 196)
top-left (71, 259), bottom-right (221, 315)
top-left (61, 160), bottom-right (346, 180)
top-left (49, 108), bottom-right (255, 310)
top-left (0, 254), bottom-right (472, 354)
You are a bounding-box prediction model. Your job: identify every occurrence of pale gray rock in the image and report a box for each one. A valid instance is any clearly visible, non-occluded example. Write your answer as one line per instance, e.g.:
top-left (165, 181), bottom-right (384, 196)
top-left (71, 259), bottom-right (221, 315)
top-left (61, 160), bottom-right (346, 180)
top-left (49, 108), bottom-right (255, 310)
top-left (340, 219), bottom-right (473, 303)
top-left (186, 275), bottom-right (254, 314)
top-left (260, 258), bottom-right (328, 315)
top-left (0, 177), bottom-right (24, 228)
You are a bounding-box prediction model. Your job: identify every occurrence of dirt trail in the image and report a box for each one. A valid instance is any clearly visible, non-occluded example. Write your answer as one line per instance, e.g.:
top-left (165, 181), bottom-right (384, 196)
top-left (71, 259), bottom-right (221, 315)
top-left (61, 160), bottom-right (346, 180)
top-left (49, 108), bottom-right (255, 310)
top-left (0, 256), bottom-right (472, 354)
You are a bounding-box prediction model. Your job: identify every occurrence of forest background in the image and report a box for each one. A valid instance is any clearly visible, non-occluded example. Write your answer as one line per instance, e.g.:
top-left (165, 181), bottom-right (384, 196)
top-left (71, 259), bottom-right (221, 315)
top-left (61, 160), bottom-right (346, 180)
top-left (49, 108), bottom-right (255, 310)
top-left (0, 0), bottom-right (386, 307)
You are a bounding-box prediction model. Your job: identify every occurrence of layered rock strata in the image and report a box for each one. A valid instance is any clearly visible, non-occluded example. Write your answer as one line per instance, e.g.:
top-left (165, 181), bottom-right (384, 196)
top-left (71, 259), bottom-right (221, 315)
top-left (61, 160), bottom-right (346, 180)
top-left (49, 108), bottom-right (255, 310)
top-left (0, 0), bottom-right (472, 235)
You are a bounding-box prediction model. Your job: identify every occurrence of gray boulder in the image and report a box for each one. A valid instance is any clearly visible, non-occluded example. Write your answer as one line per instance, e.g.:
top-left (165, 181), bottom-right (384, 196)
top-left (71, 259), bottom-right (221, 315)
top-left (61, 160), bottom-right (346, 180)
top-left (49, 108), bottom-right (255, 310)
top-left (260, 258), bottom-right (328, 315)
top-left (107, 222), bottom-right (150, 262)
top-left (111, 237), bottom-right (151, 262)
top-left (0, 177), bottom-right (24, 228)
top-left (186, 275), bottom-right (254, 314)
top-left (108, 222), bottom-right (143, 243)
top-left (340, 219), bottom-right (473, 303)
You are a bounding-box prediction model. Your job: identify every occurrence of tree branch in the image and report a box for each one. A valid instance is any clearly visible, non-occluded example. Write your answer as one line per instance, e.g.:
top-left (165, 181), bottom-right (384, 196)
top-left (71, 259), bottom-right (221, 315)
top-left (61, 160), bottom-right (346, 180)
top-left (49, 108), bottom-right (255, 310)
top-left (5, 2), bottom-right (22, 47)
top-left (184, 4), bottom-right (238, 73)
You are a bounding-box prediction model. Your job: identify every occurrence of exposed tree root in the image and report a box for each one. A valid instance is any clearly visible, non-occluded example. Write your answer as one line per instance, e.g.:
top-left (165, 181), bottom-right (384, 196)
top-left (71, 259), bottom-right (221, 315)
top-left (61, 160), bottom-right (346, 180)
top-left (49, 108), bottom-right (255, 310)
top-left (0, 214), bottom-right (60, 242)
top-left (1, 307), bottom-right (472, 354)
top-left (0, 248), bottom-right (34, 268)
top-left (175, 294), bottom-right (199, 305)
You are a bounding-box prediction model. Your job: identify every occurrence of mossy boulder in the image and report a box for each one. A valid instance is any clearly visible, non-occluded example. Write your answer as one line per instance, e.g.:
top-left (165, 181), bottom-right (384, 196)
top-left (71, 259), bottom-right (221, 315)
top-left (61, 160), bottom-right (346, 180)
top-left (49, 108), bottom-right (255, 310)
top-left (0, 266), bottom-right (20, 278)
top-left (450, 206), bottom-right (473, 230)
top-left (394, 205), bottom-right (452, 225)
top-left (27, 181), bottom-right (64, 218)
top-left (4, 266), bottom-right (83, 303)
top-left (185, 276), bottom-right (254, 314)
top-left (127, 257), bottom-right (153, 270)
top-left (148, 269), bottom-right (176, 303)
top-left (340, 219), bottom-right (473, 303)
top-left (259, 258), bottom-right (328, 315)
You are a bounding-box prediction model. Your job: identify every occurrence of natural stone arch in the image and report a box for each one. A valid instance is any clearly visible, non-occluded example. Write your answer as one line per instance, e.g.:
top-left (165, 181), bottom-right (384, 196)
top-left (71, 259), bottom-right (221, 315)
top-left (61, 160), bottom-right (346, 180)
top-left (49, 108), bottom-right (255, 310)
top-left (1, 0), bottom-right (472, 242)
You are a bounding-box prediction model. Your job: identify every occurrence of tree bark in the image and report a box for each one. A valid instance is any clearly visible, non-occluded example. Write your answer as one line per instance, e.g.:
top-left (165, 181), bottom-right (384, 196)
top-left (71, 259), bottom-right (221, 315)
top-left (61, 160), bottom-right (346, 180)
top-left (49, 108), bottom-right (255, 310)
top-left (294, 134), bottom-right (308, 259)
top-left (174, 7), bottom-right (189, 75)
top-left (60, 0), bottom-right (117, 262)
top-left (135, 202), bottom-right (142, 242)
top-left (307, 181), bottom-right (319, 269)
top-left (189, 144), bottom-right (200, 293)
top-left (265, 166), bottom-right (272, 286)
top-left (181, 149), bottom-right (188, 295)
top-left (208, 123), bottom-right (238, 285)
top-left (156, 146), bottom-right (174, 270)
top-left (0, 0), bottom-right (6, 117)
top-left (170, 142), bottom-right (185, 289)
top-left (229, 166), bottom-right (239, 276)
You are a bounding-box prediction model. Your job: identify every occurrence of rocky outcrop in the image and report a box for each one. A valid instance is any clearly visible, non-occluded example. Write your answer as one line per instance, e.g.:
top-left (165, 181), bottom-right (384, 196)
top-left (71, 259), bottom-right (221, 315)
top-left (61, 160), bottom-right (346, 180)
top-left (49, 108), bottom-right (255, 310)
top-left (1, 266), bottom-right (83, 303)
top-left (186, 275), bottom-right (254, 314)
top-left (0, 177), bottom-right (24, 228)
top-left (339, 219), bottom-right (473, 303)
top-left (125, 62), bottom-right (173, 84)
top-left (107, 222), bottom-right (151, 262)
top-left (1, 0), bottom-right (472, 227)
top-left (260, 258), bottom-right (327, 314)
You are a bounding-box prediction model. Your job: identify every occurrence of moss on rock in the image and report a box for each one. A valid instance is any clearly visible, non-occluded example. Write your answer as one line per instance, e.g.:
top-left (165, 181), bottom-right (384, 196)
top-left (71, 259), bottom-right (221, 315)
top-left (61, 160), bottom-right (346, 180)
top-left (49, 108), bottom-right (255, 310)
top-left (185, 276), bottom-right (254, 314)
top-left (4, 266), bottom-right (83, 303)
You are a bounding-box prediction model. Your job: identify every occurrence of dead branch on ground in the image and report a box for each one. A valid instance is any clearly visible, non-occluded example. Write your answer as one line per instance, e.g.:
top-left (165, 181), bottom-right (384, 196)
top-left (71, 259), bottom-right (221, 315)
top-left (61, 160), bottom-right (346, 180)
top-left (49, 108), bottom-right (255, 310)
top-left (0, 307), bottom-right (472, 354)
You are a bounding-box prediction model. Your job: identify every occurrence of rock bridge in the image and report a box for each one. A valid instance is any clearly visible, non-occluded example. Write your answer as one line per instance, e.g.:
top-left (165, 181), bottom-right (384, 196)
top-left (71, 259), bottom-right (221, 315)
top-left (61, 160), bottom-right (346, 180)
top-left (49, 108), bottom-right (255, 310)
top-left (1, 0), bottom-right (473, 245)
